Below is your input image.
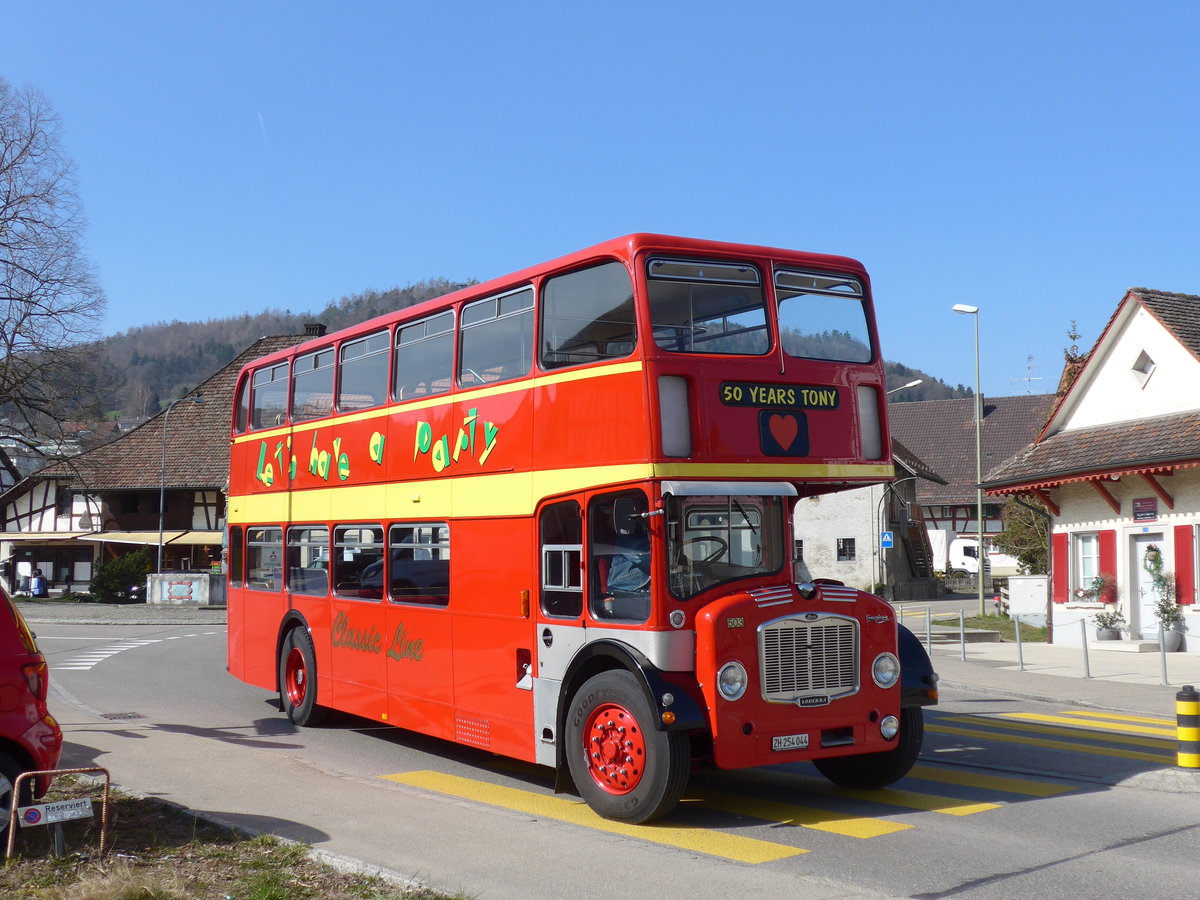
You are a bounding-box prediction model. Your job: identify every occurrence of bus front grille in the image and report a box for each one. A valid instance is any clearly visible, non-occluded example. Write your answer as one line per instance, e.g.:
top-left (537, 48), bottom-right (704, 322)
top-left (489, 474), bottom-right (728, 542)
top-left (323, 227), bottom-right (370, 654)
top-left (759, 616), bottom-right (858, 702)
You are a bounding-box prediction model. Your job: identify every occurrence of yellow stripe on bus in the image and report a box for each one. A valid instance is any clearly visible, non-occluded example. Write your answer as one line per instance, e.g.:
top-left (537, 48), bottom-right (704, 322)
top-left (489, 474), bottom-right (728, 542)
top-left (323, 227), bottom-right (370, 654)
top-left (382, 771), bottom-right (806, 863)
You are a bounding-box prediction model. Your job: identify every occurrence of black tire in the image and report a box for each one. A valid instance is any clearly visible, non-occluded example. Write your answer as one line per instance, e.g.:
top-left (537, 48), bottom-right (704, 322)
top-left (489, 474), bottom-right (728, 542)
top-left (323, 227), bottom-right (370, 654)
top-left (0, 750), bottom-right (32, 844)
top-left (564, 670), bottom-right (690, 824)
top-left (813, 706), bottom-right (924, 789)
top-left (279, 627), bottom-right (329, 726)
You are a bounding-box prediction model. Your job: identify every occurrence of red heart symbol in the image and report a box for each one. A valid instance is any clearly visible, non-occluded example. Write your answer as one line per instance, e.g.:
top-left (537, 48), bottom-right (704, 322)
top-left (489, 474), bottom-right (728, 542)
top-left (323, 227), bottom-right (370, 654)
top-left (769, 414), bottom-right (798, 450)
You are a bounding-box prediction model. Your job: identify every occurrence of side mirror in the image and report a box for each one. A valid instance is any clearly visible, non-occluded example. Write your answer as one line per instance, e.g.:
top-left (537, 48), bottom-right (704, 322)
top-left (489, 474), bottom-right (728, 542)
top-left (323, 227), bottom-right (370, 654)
top-left (613, 497), bottom-right (642, 536)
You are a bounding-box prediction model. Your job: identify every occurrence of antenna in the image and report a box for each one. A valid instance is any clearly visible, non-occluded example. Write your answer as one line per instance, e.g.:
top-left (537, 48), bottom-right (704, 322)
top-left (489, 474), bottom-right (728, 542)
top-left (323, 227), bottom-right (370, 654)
top-left (1010, 355), bottom-right (1045, 394)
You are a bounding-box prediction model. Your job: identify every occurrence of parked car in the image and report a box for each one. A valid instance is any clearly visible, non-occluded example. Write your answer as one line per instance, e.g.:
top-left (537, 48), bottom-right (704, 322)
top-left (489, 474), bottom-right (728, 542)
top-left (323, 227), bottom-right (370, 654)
top-left (0, 586), bottom-right (63, 838)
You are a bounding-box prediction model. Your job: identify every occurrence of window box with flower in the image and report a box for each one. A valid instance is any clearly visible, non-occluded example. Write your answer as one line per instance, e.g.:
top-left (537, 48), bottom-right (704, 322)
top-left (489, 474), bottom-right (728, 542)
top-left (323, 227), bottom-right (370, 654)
top-left (1073, 573), bottom-right (1117, 605)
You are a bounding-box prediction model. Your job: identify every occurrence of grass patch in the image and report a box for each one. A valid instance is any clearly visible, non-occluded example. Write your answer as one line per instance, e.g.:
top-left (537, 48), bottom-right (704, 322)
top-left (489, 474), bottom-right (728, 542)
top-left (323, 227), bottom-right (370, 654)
top-left (2, 777), bottom-right (462, 900)
top-left (957, 613), bottom-right (1048, 643)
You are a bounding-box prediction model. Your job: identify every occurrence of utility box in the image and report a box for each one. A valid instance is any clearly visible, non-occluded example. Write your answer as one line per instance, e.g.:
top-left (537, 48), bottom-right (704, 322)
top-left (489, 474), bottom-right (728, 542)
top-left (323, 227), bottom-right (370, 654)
top-left (1006, 575), bottom-right (1048, 627)
top-left (147, 572), bottom-right (226, 607)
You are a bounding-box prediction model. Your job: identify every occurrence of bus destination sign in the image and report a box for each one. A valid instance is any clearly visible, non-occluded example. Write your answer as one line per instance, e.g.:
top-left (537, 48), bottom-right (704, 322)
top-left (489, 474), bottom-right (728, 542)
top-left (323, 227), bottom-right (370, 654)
top-left (720, 382), bottom-right (840, 410)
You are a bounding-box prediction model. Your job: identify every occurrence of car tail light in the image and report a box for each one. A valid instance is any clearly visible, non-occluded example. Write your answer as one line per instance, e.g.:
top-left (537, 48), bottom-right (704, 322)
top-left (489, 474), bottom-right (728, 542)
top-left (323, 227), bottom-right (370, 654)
top-left (23, 662), bottom-right (48, 703)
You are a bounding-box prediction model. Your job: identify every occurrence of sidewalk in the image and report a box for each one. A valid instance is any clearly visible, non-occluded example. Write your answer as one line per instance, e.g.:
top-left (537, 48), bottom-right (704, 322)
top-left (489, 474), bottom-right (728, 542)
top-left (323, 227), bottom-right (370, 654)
top-left (17, 599), bottom-right (227, 627)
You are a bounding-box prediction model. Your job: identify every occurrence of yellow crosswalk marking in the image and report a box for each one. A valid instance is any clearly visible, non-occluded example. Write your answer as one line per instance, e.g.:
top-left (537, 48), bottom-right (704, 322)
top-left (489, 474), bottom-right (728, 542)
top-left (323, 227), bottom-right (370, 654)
top-left (943, 713), bottom-right (1173, 748)
top-left (928, 723), bottom-right (1174, 764)
top-left (832, 785), bottom-right (999, 816)
top-left (689, 787), bottom-right (912, 837)
top-left (1058, 709), bottom-right (1174, 726)
top-left (994, 712), bottom-right (1174, 738)
top-left (382, 771), bottom-right (807, 863)
top-left (907, 765), bottom-right (1074, 797)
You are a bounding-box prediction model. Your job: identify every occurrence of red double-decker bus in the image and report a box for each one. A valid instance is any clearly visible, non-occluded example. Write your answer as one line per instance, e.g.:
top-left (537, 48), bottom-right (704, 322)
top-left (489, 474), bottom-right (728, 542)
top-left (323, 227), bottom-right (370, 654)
top-left (225, 233), bottom-right (938, 823)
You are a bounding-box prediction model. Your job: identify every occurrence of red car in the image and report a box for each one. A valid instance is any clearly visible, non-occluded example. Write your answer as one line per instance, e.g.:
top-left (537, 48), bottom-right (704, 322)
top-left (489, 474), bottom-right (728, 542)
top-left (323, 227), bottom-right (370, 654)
top-left (0, 586), bottom-right (63, 836)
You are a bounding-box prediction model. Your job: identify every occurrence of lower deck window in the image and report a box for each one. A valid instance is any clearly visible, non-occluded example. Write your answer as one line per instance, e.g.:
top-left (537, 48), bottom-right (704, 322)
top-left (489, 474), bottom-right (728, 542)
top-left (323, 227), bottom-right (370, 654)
top-left (388, 523), bottom-right (450, 606)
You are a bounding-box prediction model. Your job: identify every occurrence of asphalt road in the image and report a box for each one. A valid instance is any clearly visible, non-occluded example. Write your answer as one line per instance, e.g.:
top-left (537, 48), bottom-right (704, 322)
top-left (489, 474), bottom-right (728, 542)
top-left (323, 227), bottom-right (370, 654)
top-left (35, 621), bottom-right (1200, 899)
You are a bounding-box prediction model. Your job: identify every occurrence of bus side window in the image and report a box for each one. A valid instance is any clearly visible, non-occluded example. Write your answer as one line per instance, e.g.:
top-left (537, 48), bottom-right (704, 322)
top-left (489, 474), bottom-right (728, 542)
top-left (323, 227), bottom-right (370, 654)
top-left (388, 523), bottom-right (450, 606)
top-left (395, 312), bottom-right (453, 401)
top-left (540, 501), bottom-right (582, 618)
top-left (540, 261), bottom-right (637, 370)
top-left (459, 288), bottom-right (533, 386)
top-left (229, 526), bottom-right (243, 588)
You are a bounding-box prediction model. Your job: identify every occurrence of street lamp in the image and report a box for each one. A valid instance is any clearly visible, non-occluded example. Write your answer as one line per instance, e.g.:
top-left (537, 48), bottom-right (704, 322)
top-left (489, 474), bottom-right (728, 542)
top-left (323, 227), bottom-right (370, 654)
top-left (887, 379), bottom-right (923, 396)
top-left (952, 303), bottom-right (985, 616)
top-left (158, 395), bottom-right (204, 575)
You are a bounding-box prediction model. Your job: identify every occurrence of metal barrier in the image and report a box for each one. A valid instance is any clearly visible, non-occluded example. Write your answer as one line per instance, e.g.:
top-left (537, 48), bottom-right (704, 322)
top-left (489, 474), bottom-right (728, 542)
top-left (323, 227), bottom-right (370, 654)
top-left (6, 766), bottom-right (111, 860)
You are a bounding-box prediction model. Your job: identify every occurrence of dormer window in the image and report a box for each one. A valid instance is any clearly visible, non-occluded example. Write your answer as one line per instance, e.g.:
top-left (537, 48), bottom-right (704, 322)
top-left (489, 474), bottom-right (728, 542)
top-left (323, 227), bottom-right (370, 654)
top-left (1132, 349), bottom-right (1156, 387)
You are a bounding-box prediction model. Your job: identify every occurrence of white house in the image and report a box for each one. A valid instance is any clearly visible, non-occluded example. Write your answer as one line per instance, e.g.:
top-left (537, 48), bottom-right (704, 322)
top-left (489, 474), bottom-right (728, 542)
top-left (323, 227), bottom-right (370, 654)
top-left (985, 288), bottom-right (1200, 652)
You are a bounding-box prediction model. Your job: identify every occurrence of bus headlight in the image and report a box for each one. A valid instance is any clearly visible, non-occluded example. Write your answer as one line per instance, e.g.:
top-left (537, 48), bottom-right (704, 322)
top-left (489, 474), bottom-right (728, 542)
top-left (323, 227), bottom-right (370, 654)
top-left (880, 715), bottom-right (900, 740)
top-left (717, 661), bottom-right (748, 701)
top-left (872, 652), bottom-right (901, 689)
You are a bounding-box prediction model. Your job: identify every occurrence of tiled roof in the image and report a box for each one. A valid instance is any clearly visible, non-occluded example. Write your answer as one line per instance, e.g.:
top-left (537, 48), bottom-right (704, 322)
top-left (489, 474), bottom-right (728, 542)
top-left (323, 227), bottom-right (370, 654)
top-left (1136, 287), bottom-right (1200, 359)
top-left (984, 410), bottom-right (1200, 490)
top-left (30, 336), bottom-right (308, 492)
top-left (891, 438), bottom-right (946, 485)
top-left (888, 394), bottom-right (1055, 505)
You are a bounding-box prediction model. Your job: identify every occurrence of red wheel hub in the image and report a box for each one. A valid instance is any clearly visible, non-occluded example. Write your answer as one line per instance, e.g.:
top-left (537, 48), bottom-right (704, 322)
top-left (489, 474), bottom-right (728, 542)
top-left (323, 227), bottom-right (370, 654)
top-left (284, 647), bottom-right (307, 707)
top-left (583, 702), bottom-right (646, 795)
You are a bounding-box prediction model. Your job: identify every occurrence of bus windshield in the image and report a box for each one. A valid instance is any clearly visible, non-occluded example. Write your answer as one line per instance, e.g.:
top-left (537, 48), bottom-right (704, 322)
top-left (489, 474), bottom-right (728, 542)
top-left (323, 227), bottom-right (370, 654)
top-left (666, 493), bottom-right (785, 600)
top-left (647, 257), bottom-right (769, 355)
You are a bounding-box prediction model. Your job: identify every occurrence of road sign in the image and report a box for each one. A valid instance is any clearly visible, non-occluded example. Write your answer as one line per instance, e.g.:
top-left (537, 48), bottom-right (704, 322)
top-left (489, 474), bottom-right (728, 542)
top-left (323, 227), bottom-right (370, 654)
top-left (18, 798), bottom-right (94, 828)
top-left (880, 531), bottom-right (894, 549)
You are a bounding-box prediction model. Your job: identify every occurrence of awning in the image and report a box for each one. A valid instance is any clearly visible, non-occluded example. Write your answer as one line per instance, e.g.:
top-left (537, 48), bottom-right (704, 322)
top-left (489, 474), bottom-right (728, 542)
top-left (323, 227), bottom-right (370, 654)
top-left (77, 530), bottom-right (222, 546)
top-left (0, 531), bottom-right (90, 543)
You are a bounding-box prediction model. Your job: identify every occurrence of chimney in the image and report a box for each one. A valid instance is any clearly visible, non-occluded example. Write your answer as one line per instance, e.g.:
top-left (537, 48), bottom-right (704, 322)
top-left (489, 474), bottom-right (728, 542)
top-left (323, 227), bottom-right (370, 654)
top-left (304, 323), bottom-right (327, 338)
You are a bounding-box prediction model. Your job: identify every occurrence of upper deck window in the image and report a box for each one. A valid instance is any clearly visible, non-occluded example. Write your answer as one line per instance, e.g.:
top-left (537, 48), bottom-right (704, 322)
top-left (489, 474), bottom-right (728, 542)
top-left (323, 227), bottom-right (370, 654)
top-left (251, 363), bottom-right (289, 430)
top-left (338, 331), bottom-right (389, 412)
top-left (646, 258), bottom-right (768, 355)
top-left (540, 262), bottom-right (636, 370)
top-left (394, 311), bottom-right (454, 401)
top-left (459, 287), bottom-right (534, 386)
top-left (775, 270), bottom-right (873, 363)
top-left (292, 349), bottom-right (336, 422)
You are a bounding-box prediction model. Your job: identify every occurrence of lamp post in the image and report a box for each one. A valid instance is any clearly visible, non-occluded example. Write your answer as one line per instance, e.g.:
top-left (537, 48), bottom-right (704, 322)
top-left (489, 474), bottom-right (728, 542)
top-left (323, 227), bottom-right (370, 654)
top-left (158, 395), bottom-right (204, 575)
top-left (952, 304), bottom-right (985, 616)
top-left (886, 378), bottom-right (923, 396)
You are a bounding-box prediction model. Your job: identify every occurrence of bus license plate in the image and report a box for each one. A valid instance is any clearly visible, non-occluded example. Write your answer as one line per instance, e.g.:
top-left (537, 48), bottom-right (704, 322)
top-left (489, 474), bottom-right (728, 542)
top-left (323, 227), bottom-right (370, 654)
top-left (772, 733), bottom-right (809, 751)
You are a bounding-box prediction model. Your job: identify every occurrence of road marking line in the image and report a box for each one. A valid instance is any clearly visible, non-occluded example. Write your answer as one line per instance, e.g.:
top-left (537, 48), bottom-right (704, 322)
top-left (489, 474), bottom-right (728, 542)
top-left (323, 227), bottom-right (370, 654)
top-left (382, 771), bottom-right (806, 862)
top-left (942, 714), bottom-right (1173, 747)
top-left (928, 723), bottom-right (1174, 763)
top-left (993, 712), bottom-right (1174, 738)
top-left (1059, 709), bottom-right (1174, 726)
top-left (688, 787), bottom-right (911, 837)
top-left (907, 765), bottom-right (1075, 797)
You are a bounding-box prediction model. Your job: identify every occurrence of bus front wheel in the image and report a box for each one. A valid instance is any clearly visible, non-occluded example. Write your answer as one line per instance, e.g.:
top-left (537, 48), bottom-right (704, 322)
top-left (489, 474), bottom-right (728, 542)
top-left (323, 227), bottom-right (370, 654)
top-left (564, 670), bottom-right (690, 824)
top-left (813, 706), bottom-right (923, 788)
top-left (279, 627), bottom-right (328, 726)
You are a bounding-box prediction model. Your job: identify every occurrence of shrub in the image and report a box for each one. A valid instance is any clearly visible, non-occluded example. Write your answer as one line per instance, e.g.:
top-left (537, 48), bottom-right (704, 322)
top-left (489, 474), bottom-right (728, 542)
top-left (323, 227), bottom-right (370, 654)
top-left (90, 548), bottom-right (152, 603)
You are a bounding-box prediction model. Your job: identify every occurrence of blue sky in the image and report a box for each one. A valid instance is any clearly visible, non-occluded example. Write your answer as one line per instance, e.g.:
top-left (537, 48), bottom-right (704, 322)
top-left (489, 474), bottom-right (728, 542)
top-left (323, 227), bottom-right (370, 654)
top-left (7, 2), bottom-right (1199, 397)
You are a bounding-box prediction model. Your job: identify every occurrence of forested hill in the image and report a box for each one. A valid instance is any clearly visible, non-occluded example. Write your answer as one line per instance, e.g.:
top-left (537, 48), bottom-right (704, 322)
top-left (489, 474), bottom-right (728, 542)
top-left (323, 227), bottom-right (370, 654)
top-left (92, 278), bottom-right (972, 419)
top-left (95, 279), bottom-right (464, 417)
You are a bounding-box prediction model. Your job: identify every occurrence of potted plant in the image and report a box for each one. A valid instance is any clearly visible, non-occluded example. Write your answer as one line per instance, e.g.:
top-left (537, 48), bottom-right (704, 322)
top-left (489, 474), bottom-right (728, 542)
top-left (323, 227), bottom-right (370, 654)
top-left (1092, 607), bottom-right (1126, 640)
top-left (1143, 544), bottom-right (1184, 651)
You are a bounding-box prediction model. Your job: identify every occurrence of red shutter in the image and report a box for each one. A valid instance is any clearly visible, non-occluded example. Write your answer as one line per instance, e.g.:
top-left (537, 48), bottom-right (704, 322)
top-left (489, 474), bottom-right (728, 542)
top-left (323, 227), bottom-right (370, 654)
top-left (1098, 529), bottom-right (1117, 580)
top-left (1052, 532), bottom-right (1070, 603)
top-left (1174, 525), bottom-right (1195, 605)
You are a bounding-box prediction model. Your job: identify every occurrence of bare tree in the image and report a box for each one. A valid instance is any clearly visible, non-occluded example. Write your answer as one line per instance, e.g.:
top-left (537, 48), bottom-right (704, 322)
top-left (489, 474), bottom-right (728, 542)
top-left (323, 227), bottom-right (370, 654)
top-left (0, 77), bottom-right (106, 474)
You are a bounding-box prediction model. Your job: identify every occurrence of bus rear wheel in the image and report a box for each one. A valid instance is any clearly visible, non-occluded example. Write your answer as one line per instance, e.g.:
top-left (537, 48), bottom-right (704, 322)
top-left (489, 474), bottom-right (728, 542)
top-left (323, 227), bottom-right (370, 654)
top-left (565, 670), bottom-right (690, 824)
top-left (279, 627), bottom-right (328, 726)
top-left (813, 706), bottom-right (923, 788)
